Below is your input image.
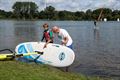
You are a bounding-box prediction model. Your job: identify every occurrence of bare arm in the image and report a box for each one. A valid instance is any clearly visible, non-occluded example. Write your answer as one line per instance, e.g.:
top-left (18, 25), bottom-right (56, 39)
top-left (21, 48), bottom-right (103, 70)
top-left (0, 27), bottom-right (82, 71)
top-left (43, 39), bottom-right (52, 48)
top-left (62, 37), bottom-right (68, 46)
top-left (41, 33), bottom-right (45, 42)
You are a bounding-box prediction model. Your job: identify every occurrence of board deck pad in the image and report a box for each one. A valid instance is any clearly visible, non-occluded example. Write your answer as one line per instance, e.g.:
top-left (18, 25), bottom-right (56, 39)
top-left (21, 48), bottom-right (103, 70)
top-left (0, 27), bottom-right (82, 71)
top-left (15, 42), bottom-right (75, 67)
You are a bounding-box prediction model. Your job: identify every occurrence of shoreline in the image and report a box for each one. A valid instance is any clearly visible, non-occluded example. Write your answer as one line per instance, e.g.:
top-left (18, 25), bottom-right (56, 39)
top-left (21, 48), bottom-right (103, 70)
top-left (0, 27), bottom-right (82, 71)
top-left (0, 61), bottom-right (112, 80)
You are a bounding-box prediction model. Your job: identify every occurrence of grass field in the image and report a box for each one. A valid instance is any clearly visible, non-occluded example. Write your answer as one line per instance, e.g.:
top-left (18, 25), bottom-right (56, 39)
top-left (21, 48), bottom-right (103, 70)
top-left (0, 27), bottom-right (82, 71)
top-left (0, 61), bottom-right (111, 80)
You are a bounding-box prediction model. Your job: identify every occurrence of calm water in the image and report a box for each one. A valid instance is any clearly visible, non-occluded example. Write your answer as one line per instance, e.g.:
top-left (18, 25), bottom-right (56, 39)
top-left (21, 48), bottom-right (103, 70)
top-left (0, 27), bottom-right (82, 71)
top-left (0, 20), bottom-right (120, 78)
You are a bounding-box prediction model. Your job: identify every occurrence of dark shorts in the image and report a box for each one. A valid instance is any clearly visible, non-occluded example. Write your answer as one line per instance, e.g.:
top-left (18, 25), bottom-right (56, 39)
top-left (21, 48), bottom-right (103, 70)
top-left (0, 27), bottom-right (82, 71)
top-left (67, 44), bottom-right (73, 50)
top-left (46, 40), bottom-right (53, 43)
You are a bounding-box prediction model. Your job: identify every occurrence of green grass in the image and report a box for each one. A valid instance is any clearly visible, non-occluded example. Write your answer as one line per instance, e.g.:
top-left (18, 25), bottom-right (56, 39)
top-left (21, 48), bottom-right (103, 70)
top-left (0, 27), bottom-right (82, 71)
top-left (0, 61), bottom-right (110, 80)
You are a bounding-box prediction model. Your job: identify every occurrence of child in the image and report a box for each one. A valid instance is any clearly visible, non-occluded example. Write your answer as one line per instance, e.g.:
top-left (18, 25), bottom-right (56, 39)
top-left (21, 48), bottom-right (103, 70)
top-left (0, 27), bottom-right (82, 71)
top-left (41, 23), bottom-right (53, 48)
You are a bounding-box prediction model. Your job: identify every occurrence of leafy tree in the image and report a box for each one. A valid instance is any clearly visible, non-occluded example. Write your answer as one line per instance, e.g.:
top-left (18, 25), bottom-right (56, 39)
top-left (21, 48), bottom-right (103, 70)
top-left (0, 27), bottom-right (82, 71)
top-left (85, 9), bottom-right (93, 20)
top-left (44, 6), bottom-right (56, 20)
top-left (0, 10), bottom-right (13, 19)
top-left (92, 8), bottom-right (112, 21)
top-left (1, 4), bottom-right (120, 21)
top-left (58, 10), bottom-right (75, 20)
top-left (74, 11), bottom-right (85, 20)
top-left (102, 8), bottom-right (112, 20)
top-left (12, 2), bottom-right (38, 19)
top-left (58, 11), bottom-right (66, 20)
top-left (92, 8), bottom-right (103, 20)
top-left (112, 10), bottom-right (120, 20)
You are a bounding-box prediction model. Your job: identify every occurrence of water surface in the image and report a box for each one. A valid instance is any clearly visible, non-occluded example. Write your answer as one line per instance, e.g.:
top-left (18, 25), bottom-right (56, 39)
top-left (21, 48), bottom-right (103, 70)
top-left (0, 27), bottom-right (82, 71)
top-left (0, 20), bottom-right (120, 78)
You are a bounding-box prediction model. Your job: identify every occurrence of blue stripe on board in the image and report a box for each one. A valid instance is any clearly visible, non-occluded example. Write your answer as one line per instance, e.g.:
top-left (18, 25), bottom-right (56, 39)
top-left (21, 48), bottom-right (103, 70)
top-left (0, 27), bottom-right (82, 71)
top-left (17, 44), bottom-right (51, 64)
top-left (25, 43), bottom-right (51, 64)
top-left (25, 43), bottom-right (34, 59)
top-left (26, 43), bottom-right (41, 62)
top-left (26, 44), bottom-right (34, 52)
top-left (18, 45), bottom-right (27, 54)
top-left (17, 44), bottom-right (32, 60)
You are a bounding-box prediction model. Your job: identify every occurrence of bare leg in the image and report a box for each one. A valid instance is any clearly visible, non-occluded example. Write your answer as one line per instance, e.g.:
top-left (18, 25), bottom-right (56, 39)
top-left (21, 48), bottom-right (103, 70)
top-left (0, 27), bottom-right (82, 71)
top-left (65, 66), bottom-right (70, 72)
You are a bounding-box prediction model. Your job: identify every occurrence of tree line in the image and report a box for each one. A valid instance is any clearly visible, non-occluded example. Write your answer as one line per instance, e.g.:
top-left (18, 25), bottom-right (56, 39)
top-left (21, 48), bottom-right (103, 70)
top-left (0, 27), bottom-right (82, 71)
top-left (0, 2), bottom-right (120, 21)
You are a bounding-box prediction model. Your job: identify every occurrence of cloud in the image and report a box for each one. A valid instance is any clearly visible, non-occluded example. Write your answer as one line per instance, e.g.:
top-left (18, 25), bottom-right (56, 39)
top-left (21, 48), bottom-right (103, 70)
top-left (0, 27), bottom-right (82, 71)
top-left (0, 0), bottom-right (120, 12)
top-left (46, 0), bottom-right (64, 3)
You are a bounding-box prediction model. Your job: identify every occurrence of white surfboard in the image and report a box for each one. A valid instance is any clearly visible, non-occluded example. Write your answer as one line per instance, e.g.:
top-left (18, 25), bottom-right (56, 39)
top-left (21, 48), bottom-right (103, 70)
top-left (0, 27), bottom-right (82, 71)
top-left (15, 42), bottom-right (75, 67)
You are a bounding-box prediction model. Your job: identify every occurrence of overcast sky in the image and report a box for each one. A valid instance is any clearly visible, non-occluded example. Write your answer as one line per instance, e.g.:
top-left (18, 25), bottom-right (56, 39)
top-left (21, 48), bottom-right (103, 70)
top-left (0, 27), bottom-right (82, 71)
top-left (0, 0), bottom-right (120, 12)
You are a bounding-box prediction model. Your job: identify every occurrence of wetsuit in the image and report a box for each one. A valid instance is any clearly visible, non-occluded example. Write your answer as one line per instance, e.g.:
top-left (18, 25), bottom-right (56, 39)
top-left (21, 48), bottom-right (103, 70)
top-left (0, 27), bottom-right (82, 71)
top-left (41, 29), bottom-right (53, 43)
top-left (94, 21), bottom-right (97, 26)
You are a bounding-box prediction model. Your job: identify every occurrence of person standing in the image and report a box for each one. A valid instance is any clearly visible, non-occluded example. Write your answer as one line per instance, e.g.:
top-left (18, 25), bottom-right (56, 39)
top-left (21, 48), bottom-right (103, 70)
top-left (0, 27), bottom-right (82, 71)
top-left (94, 20), bottom-right (99, 30)
top-left (41, 23), bottom-right (53, 48)
top-left (52, 26), bottom-right (73, 72)
top-left (94, 20), bottom-right (97, 27)
top-left (52, 26), bottom-right (73, 50)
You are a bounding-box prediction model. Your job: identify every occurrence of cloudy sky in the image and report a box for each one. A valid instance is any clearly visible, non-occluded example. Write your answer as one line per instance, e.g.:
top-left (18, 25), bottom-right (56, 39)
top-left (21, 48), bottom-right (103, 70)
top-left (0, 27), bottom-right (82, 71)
top-left (0, 0), bottom-right (120, 12)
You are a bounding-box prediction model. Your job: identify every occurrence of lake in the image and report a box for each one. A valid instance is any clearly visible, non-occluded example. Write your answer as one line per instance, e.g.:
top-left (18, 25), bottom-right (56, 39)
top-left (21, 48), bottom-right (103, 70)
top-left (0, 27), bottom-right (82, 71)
top-left (0, 20), bottom-right (120, 78)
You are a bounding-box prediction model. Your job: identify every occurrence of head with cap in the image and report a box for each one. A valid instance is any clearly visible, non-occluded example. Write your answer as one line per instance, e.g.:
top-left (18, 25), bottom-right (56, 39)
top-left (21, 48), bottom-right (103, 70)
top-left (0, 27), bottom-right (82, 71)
top-left (52, 26), bottom-right (60, 33)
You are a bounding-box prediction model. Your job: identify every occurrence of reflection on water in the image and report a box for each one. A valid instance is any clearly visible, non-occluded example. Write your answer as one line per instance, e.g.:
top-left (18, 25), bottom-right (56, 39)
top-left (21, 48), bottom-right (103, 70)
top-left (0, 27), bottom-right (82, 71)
top-left (94, 29), bottom-right (100, 42)
top-left (0, 20), bottom-right (120, 78)
top-left (14, 27), bottom-right (38, 42)
top-left (0, 20), bottom-right (15, 49)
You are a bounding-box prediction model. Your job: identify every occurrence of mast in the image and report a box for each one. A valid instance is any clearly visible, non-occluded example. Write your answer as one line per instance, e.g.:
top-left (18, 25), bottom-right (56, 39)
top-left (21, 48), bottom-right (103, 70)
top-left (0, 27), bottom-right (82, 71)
top-left (97, 8), bottom-right (103, 21)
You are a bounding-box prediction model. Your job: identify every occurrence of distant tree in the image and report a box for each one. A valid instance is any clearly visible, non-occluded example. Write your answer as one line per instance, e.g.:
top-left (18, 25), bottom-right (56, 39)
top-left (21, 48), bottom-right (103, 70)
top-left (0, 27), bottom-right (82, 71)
top-left (85, 9), bottom-right (93, 20)
top-left (44, 6), bottom-right (56, 20)
top-left (92, 8), bottom-right (103, 20)
top-left (102, 8), bottom-right (112, 20)
top-left (5, 11), bottom-right (13, 18)
top-left (52, 11), bottom-right (59, 20)
top-left (112, 10), bottom-right (120, 20)
top-left (39, 10), bottom-right (46, 19)
top-left (92, 8), bottom-right (112, 21)
top-left (58, 10), bottom-right (75, 20)
top-left (58, 11), bottom-right (66, 20)
top-left (1, 5), bottom-right (120, 21)
top-left (12, 2), bottom-right (38, 19)
top-left (74, 11), bottom-right (85, 20)
top-left (0, 10), bottom-right (6, 18)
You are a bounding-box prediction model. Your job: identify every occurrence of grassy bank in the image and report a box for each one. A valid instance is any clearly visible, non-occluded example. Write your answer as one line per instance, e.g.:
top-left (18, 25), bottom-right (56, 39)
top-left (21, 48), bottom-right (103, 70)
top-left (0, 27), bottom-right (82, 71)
top-left (0, 61), bottom-right (110, 80)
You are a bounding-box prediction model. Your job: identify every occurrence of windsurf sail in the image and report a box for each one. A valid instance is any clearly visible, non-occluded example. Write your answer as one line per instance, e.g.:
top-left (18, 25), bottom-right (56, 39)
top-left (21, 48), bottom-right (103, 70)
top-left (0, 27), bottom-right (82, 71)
top-left (97, 8), bottom-right (103, 21)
